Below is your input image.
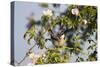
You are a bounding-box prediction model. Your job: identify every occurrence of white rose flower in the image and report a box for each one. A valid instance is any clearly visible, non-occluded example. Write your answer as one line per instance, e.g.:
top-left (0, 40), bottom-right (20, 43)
top-left (34, 54), bottom-right (41, 58)
top-left (43, 54), bottom-right (46, 57)
top-left (32, 54), bottom-right (41, 64)
top-left (43, 9), bottom-right (53, 16)
top-left (28, 52), bottom-right (34, 59)
top-left (71, 8), bottom-right (79, 16)
top-left (42, 54), bottom-right (46, 60)
top-left (28, 52), bottom-right (41, 64)
top-left (82, 19), bottom-right (88, 24)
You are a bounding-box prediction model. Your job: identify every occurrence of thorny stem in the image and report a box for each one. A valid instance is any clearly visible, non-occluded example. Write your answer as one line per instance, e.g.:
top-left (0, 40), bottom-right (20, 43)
top-left (18, 55), bottom-right (27, 65)
top-left (17, 44), bottom-right (36, 65)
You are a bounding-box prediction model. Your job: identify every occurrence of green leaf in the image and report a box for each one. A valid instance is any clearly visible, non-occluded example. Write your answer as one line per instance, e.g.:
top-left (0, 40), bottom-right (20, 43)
top-left (73, 35), bottom-right (80, 41)
top-left (74, 42), bottom-right (80, 47)
top-left (39, 3), bottom-right (48, 8)
top-left (36, 58), bottom-right (44, 64)
top-left (87, 44), bottom-right (96, 50)
top-left (41, 15), bottom-right (49, 25)
top-left (27, 33), bottom-right (34, 45)
top-left (23, 32), bottom-right (28, 40)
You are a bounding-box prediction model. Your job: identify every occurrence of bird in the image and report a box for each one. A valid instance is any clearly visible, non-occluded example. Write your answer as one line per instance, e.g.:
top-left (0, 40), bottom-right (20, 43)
top-left (46, 29), bottom-right (65, 47)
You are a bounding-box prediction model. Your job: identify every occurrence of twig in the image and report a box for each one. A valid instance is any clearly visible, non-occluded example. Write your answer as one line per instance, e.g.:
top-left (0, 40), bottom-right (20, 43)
top-left (18, 55), bottom-right (27, 65)
top-left (17, 44), bottom-right (36, 65)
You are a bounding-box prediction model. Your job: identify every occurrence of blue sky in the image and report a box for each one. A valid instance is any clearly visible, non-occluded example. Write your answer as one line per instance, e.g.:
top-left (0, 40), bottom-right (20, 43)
top-left (14, 2), bottom-right (69, 65)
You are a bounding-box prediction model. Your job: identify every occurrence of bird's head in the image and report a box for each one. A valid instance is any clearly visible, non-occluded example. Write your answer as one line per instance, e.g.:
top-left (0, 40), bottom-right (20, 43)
top-left (60, 34), bottom-right (65, 39)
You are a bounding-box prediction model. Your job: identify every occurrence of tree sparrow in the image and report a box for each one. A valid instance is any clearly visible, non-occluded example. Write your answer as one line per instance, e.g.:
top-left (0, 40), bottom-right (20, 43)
top-left (47, 29), bottom-right (65, 47)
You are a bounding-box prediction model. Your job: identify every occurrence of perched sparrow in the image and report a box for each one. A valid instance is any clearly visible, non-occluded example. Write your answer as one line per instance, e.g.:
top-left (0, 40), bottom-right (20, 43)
top-left (47, 29), bottom-right (65, 47)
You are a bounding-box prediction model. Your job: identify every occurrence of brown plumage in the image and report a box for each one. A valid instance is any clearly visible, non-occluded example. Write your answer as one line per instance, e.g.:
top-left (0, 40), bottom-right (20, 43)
top-left (48, 29), bottom-right (65, 47)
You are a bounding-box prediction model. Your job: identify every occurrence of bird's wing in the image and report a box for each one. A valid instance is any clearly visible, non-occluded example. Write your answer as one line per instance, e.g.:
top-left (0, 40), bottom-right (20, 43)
top-left (48, 29), bottom-right (59, 40)
top-left (51, 34), bottom-right (59, 40)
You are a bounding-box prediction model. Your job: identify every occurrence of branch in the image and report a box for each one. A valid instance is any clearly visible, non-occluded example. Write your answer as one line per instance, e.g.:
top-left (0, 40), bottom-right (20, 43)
top-left (17, 44), bottom-right (36, 65)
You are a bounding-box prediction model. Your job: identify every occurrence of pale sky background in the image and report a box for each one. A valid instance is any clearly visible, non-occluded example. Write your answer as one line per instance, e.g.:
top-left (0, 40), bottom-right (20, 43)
top-left (13, 1), bottom-right (97, 66)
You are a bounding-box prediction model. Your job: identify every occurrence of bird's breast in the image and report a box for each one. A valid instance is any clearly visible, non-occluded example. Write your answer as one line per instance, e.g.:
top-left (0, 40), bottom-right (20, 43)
top-left (52, 39), bottom-right (65, 47)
